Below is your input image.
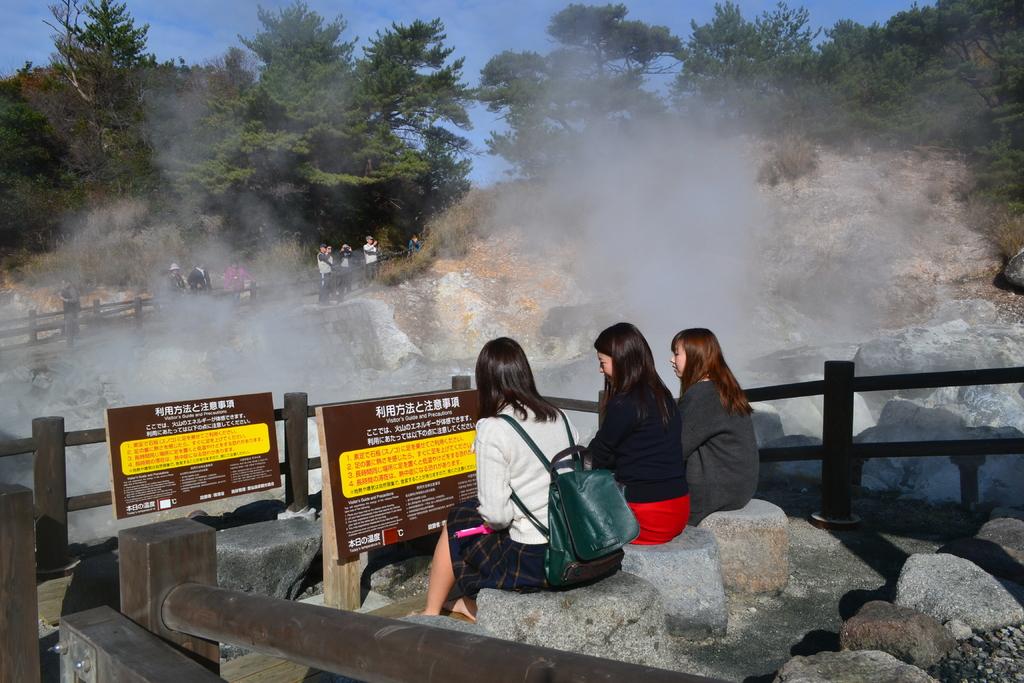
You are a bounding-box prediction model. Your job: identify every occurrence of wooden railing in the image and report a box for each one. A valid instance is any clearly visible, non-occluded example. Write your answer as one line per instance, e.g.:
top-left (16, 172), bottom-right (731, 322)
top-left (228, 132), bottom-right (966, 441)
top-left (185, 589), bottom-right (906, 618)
top-left (55, 516), bottom-right (722, 682)
top-left (3, 362), bottom-right (1023, 574)
top-left (4, 362), bottom-right (1024, 681)
top-left (0, 256), bottom-right (403, 352)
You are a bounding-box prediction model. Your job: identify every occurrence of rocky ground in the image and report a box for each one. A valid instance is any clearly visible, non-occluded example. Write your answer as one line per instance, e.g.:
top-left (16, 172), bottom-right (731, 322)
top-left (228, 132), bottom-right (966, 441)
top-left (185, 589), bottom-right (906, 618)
top-left (32, 481), bottom-right (1024, 683)
top-left (670, 482), bottom-right (1011, 682)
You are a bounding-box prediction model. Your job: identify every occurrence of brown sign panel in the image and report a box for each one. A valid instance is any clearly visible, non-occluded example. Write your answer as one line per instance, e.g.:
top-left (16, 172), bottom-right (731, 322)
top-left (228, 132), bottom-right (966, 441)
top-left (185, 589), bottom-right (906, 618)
top-left (318, 389), bottom-right (479, 559)
top-left (105, 392), bottom-right (280, 519)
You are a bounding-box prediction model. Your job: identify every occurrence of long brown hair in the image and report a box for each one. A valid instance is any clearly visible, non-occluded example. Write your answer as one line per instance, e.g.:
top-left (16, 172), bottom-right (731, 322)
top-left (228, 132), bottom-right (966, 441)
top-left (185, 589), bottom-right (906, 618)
top-left (476, 337), bottom-right (558, 421)
top-left (594, 322), bottom-right (674, 426)
top-left (672, 328), bottom-right (752, 416)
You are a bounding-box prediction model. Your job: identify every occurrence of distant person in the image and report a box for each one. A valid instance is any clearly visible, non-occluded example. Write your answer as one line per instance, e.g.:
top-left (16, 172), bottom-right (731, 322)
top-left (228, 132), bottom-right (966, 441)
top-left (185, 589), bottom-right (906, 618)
top-left (407, 233), bottom-right (422, 254)
top-left (58, 279), bottom-right (81, 340)
top-left (363, 235), bottom-right (379, 281)
top-left (337, 244), bottom-right (354, 295)
top-left (423, 337), bottom-right (581, 621)
top-left (671, 328), bottom-right (758, 526)
top-left (187, 265), bottom-right (211, 292)
top-left (317, 243), bottom-right (332, 303)
top-left (223, 262), bottom-right (251, 300)
top-left (589, 322), bottom-right (689, 544)
top-left (166, 263), bottom-right (186, 294)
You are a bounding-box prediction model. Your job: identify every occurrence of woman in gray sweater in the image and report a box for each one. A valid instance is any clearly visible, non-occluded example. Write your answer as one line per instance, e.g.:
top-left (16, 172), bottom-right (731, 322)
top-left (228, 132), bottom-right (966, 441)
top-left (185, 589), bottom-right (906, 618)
top-left (671, 328), bottom-right (759, 526)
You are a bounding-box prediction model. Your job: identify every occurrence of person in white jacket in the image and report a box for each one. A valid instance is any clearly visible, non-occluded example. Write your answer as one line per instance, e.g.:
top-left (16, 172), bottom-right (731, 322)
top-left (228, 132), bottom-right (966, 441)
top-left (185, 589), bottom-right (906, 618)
top-left (422, 337), bottom-right (578, 621)
top-left (362, 235), bottom-right (379, 281)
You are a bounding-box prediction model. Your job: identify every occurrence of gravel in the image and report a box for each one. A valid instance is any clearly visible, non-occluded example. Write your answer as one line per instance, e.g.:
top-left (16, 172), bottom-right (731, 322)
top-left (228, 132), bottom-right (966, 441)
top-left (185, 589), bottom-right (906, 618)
top-left (929, 624), bottom-right (1024, 683)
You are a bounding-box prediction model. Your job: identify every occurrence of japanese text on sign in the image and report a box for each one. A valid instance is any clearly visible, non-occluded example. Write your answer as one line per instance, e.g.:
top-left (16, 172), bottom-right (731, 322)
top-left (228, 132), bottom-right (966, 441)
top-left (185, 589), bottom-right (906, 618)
top-left (340, 430), bottom-right (476, 498)
top-left (120, 423), bottom-right (270, 476)
top-left (374, 396), bottom-right (460, 419)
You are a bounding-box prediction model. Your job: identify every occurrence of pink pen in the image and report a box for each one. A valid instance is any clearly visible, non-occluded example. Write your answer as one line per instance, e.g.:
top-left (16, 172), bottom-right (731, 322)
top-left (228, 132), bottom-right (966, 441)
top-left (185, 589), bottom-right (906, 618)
top-left (454, 524), bottom-right (494, 539)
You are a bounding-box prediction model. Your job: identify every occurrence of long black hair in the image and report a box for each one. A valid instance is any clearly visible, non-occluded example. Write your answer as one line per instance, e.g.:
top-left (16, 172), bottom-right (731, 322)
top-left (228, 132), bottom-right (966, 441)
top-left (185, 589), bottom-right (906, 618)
top-left (476, 337), bottom-right (558, 421)
top-left (594, 322), bottom-right (673, 426)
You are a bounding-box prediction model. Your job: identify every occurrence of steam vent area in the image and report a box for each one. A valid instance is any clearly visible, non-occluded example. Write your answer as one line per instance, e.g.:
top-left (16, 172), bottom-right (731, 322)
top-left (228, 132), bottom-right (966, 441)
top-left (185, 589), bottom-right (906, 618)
top-left (4, 1), bottom-right (1024, 681)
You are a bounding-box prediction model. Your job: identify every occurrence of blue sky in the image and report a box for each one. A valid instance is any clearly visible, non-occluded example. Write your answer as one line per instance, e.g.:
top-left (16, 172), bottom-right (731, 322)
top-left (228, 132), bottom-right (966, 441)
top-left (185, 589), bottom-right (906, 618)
top-left (2, 1), bottom-right (921, 183)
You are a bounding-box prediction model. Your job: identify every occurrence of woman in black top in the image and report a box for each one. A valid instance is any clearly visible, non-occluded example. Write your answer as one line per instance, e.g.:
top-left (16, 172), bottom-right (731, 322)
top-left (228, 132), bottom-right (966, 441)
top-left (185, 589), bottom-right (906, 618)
top-left (671, 328), bottom-right (758, 525)
top-left (589, 322), bottom-right (689, 544)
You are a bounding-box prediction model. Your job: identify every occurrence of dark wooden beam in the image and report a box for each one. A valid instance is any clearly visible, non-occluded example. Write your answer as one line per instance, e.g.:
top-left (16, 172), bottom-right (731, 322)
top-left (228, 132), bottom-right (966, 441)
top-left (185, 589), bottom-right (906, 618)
top-left (0, 484), bottom-right (40, 683)
top-left (119, 519), bottom-right (219, 674)
top-left (60, 607), bottom-right (223, 682)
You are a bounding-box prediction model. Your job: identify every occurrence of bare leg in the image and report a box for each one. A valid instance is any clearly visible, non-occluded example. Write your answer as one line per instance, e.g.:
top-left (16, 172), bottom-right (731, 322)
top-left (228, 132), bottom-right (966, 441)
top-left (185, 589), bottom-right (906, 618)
top-left (424, 524), bottom-right (456, 615)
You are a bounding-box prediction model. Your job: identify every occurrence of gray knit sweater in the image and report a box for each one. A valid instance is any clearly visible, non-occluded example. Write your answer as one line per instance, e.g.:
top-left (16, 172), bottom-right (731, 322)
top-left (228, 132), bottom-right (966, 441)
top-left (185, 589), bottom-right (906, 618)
top-left (680, 381), bottom-right (759, 525)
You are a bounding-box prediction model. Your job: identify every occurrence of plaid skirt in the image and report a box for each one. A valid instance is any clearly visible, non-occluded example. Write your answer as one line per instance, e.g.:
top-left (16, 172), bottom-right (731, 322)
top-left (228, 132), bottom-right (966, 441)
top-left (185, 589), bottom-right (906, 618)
top-left (447, 499), bottom-right (547, 597)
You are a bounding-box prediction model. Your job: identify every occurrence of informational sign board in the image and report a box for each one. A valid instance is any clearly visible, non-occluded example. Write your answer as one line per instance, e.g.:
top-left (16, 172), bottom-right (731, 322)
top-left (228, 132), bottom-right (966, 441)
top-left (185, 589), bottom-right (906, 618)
top-left (105, 392), bottom-right (280, 519)
top-left (317, 389), bottom-right (478, 560)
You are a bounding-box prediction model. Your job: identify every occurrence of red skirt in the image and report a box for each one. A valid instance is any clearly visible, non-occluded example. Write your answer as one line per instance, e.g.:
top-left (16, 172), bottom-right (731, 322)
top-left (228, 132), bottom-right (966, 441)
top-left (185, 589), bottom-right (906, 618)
top-left (627, 495), bottom-right (690, 545)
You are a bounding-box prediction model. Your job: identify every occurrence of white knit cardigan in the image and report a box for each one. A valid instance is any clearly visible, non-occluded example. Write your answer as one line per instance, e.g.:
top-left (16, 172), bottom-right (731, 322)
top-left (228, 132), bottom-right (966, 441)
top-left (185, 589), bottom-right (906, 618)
top-left (473, 406), bottom-right (579, 545)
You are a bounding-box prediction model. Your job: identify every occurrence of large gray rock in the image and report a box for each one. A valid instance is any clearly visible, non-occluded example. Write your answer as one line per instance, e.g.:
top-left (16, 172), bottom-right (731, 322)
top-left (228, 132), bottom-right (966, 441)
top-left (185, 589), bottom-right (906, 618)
top-left (854, 320), bottom-right (1024, 376)
top-left (992, 507), bottom-right (1024, 522)
top-left (752, 406), bottom-right (785, 446)
top-left (621, 527), bottom-right (727, 638)
top-left (978, 516), bottom-right (1024, 553)
top-left (773, 650), bottom-right (936, 682)
top-left (367, 556), bottom-right (432, 600)
top-left (1005, 248), bottom-right (1024, 289)
top-left (858, 399), bottom-right (967, 441)
top-left (928, 298), bottom-right (999, 326)
top-left (699, 499), bottom-right (789, 594)
top-left (947, 385), bottom-right (1024, 431)
top-left (320, 298), bottom-right (421, 369)
top-left (839, 600), bottom-right (954, 668)
top-left (938, 537), bottom-right (1024, 584)
top-left (475, 572), bottom-right (673, 668)
top-left (217, 517), bottom-right (321, 600)
top-left (854, 399), bottom-right (1024, 503)
top-left (940, 517), bottom-right (1024, 583)
top-left (894, 553), bottom-right (1024, 631)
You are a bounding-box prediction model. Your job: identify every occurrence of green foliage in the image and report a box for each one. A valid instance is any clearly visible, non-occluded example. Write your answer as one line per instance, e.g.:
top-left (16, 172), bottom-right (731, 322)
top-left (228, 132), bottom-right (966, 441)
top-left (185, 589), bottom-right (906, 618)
top-left (77, 0), bottom-right (151, 69)
top-left (176, 3), bottom-right (472, 247)
top-left (479, 4), bottom-right (680, 176)
top-left (0, 0), bottom-right (471, 266)
top-left (0, 73), bottom-right (75, 250)
top-left (675, 2), bottom-right (818, 127)
top-left (673, 0), bottom-right (1024, 211)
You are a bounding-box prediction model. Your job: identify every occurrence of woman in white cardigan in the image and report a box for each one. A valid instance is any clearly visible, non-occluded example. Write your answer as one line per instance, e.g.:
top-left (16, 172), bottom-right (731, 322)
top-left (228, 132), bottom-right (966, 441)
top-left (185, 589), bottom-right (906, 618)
top-left (423, 337), bottom-right (578, 621)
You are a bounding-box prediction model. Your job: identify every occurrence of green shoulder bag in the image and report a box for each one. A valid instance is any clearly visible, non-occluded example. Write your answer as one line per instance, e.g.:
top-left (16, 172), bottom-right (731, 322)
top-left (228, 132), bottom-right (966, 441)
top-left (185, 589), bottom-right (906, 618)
top-left (500, 412), bottom-right (640, 587)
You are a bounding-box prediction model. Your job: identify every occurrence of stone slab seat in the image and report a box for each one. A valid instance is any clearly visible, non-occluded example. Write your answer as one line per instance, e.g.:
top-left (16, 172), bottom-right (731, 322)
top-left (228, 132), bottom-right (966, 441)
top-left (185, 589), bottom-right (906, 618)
top-left (699, 499), bottom-right (789, 595)
top-left (474, 571), bottom-right (675, 669)
top-left (216, 517), bottom-right (322, 600)
top-left (621, 526), bottom-right (728, 638)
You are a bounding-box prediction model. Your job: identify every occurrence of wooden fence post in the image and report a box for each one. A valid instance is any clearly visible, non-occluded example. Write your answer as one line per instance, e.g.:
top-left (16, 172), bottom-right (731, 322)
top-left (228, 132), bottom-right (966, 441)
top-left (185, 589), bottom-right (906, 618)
top-left (28, 309), bottom-right (38, 344)
top-left (950, 455), bottom-right (984, 510)
top-left (134, 296), bottom-right (143, 327)
top-left (0, 484), bottom-right (40, 683)
top-left (284, 392), bottom-right (309, 512)
top-left (451, 375), bottom-right (472, 390)
top-left (63, 299), bottom-right (78, 345)
top-left (811, 361), bottom-right (861, 529)
top-left (34, 416), bottom-right (76, 574)
top-left (119, 518), bottom-right (219, 674)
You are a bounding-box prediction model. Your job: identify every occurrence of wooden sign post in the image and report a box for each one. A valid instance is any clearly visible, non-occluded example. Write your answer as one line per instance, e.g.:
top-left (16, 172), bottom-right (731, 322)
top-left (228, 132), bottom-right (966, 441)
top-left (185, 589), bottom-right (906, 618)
top-left (105, 392), bottom-right (280, 519)
top-left (316, 389), bottom-right (479, 609)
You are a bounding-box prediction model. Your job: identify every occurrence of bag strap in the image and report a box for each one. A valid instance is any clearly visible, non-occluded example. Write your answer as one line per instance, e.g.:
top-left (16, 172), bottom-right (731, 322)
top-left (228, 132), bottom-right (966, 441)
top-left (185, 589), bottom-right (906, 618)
top-left (498, 409), bottom-right (574, 539)
top-left (497, 410), bottom-right (574, 470)
top-left (509, 490), bottom-right (548, 537)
